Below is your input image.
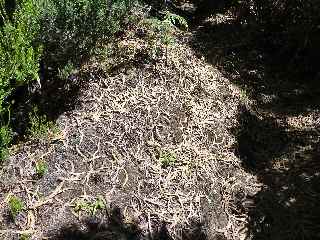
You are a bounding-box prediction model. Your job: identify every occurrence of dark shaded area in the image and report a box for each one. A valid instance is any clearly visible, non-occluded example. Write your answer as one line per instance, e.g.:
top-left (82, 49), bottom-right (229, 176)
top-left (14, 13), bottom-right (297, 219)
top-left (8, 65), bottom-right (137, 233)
top-left (142, 0), bottom-right (246, 26)
top-left (190, 21), bottom-right (320, 114)
top-left (186, 0), bottom-right (320, 239)
top-left (232, 106), bottom-right (320, 239)
top-left (233, 106), bottom-right (290, 172)
top-left (3, 0), bottom-right (16, 22)
top-left (50, 207), bottom-right (209, 240)
top-left (8, 68), bottom-right (91, 142)
top-left (192, 0), bottom-right (241, 25)
top-left (0, 0), bottom-right (16, 27)
top-left (51, 208), bottom-right (141, 240)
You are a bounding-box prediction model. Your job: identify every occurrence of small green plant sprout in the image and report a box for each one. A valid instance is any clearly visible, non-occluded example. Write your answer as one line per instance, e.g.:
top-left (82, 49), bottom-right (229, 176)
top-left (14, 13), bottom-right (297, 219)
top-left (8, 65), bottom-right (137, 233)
top-left (73, 197), bottom-right (106, 215)
top-left (35, 160), bottom-right (48, 177)
top-left (27, 106), bottom-right (60, 140)
top-left (163, 11), bottom-right (188, 31)
top-left (7, 195), bottom-right (25, 218)
top-left (159, 150), bottom-right (177, 167)
top-left (58, 61), bottom-right (76, 80)
top-left (19, 233), bottom-right (31, 240)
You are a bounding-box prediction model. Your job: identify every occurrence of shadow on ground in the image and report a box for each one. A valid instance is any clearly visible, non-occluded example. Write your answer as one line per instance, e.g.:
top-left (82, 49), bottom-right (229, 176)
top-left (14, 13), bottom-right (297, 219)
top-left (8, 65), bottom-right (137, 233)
top-left (232, 106), bottom-right (320, 239)
top-left (143, 0), bottom-right (236, 25)
top-left (191, 20), bottom-right (320, 115)
top-left (50, 207), bottom-right (209, 240)
top-left (188, 4), bottom-right (320, 240)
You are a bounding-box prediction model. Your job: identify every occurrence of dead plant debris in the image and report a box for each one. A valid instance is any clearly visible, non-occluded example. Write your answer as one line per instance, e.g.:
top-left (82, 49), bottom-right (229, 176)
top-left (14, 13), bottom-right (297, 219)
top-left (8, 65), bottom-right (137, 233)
top-left (0, 19), bottom-right (260, 240)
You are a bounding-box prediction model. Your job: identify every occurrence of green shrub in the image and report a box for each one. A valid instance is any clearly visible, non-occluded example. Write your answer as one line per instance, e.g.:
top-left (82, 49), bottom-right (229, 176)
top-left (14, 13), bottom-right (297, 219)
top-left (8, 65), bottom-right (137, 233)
top-left (39, 0), bottom-right (137, 68)
top-left (0, 0), bottom-right (42, 162)
top-left (163, 11), bottom-right (188, 31)
top-left (0, 0), bottom-right (42, 100)
top-left (141, 12), bottom-right (187, 61)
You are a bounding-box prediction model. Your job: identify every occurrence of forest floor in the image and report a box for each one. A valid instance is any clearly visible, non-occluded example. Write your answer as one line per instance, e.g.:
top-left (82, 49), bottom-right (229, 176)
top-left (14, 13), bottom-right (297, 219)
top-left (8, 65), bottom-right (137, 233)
top-left (1, 6), bottom-right (320, 240)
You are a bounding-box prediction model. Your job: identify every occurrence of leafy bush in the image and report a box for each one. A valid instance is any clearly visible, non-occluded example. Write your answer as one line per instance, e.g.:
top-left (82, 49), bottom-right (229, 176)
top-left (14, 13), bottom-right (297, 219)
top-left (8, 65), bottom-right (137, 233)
top-left (39, 0), bottom-right (137, 68)
top-left (57, 61), bottom-right (76, 80)
top-left (0, 0), bottom-right (42, 161)
top-left (0, 0), bottom-right (42, 102)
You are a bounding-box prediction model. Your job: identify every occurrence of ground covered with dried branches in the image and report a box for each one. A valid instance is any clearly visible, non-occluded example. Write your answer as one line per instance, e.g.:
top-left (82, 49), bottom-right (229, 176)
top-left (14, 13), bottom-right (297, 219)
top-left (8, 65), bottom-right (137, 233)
top-left (0, 15), bottom-right (261, 240)
top-left (1, 3), bottom-right (320, 240)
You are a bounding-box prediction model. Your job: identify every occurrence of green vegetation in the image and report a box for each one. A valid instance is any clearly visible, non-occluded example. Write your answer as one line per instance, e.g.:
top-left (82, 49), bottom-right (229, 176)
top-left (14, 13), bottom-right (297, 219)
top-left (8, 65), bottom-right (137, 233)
top-left (73, 197), bottom-right (106, 215)
top-left (0, 0), bottom-right (42, 93)
top-left (0, 125), bottom-right (11, 163)
top-left (159, 150), bottom-right (177, 167)
top-left (143, 11), bottom-right (188, 45)
top-left (142, 18), bottom-right (171, 40)
top-left (7, 195), bottom-right (25, 218)
top-left (0, 0), bottom-right (136, 162)
top-left (57, 61), bottom-right (76, 80)
top-left (27, 107), bottom-right (59, 140)
top-left (19, 234), bottom-right (31, 240)
top-left (39, 0), bottom-right (136, 69)
top-left (163, 11), bottom-right (188, 31)
top-left (141, 12), bottom-right (187, 61)
top-left (35, 160), bottom-right (48, 177)
top-left (0, 0), bottom-right (42, 162)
